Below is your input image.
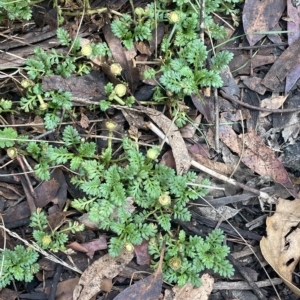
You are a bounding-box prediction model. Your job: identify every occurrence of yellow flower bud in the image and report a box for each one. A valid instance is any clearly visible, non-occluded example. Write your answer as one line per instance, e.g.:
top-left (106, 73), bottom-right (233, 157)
top-left (158, 192), bottom-right (171, 206)
top-left (168, 11), bottom-right (180, 23)
top-left (42, 235), bottom-right (52, 247)
top-left (134, 7), bottom-right (145, 15)
top-left (39, 102), bottom-right (48, 110)
top-left (81, 44), bottom-right (93, 57)
top-left (169, 257), bottom-right (182, 270)
top-left (7, 147), bottom-right (17, 159)
top-left (110, 63), bottom-right (122, 76)
top-left (106, 121), bottom-right (117, 131)
top-left (146, 147), bottom-right (160, 160)
top-left (124, 242), bottom-right (134, 253)
top-left (20, 79), bottom-right (34, 89)
top-left (114, 84), bottom-right (127, 97)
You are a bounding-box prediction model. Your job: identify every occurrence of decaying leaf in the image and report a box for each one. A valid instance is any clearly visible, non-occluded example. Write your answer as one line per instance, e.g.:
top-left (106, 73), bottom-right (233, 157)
top-left (140, 106), bottom-right (191, 174)
top-left (68, 236), bottom-right (107, 258)
top-left (260, 94), bottom-right (289, 117)
top-left (35, 179), bottom-right (60, 208)
top-left (219, 124), bottom-right (298, 197)
top-left (243, 0), bottom-right (285, 46)
top-left (197, 206), bottom-right (240, 222)
top-left (73, 250), bottom-right (134, 300)
top-left (261, 38), bottom-right (300, 91)
top-left (134, 240), bottom-right (151, 265)
top-left (260, 198), bottom-right (300, 296)
top-left (114, 242), bottom-right (165, 300)
top-left (172, 274), bottom-right (214, 300)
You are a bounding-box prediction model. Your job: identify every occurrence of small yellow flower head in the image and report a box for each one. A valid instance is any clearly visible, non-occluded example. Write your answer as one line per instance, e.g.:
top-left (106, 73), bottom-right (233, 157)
top-left (158, 192), bottom-right (171, 206)
top-left (114, 84), bottom-right (127, 97)
top-left (81, 44), bottom-right (93, 57)
top-left (168, 11), bottom-right (180, 23)
top-left (20, 79), bottom-right (34, 89)
top-left (134, 7), bottom-right (145, 16)
top-left (169, 257), bottom-right (182, 270)
top-left (106, 121), bottom-right (117, 131)
top-left (39, 102), bottom-right (48, 110)
top-left (124, 242), bottom-right (134, 253)
top-left (42, 235), bottom-right (52, 247)
top-left (146, 147), bottom-right (160, 160)
top-left (110, 63), bottom-right (123, 76)
top-left (7, 147), bottom-right (17, 159)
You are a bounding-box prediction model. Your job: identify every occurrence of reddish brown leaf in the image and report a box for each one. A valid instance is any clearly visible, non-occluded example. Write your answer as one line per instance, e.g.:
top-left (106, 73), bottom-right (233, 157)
top-left (219, 124), bottom-right (298, 197)
top-left (160, 150), bottom-right (176, 170)
top-left (35, 179), bottom-right (60, 208)
top-left (73, 250), bottom-right (134, 300)
top-left (261, 38), bottom-right (300, 91)
top-left (0, 288), bottom-right (21, 300)
top-left (80, 236), bottom-right (108, 258)
top-left (47, 211), bottom-right (75, 232)
top-left (114, 242), bottom-right (165, 300)
top-left (243, 0), bottom-right (285, 46)
top-left (141, 107), bottom-right (191, 174)
top-left (134, 240), bottom-right (151, 265)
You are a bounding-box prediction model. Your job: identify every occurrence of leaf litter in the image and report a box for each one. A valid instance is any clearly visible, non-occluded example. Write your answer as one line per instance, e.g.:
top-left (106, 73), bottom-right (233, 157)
top-left (1, 0), bottom-right (300, 299)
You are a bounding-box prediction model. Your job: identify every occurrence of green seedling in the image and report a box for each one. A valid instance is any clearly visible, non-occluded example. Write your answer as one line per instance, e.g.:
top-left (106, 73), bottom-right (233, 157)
top-left (100, 83), bottom-right (135, 111)
top-left (0, 245), bottom-right (39, 289)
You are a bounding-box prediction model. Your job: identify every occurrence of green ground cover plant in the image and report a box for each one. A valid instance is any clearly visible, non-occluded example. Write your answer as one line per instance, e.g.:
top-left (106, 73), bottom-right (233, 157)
top-left (0, 245), bottom-right (39, 289)
top-left (0, 0), bottom-right (240, 290)
top-left (19, 28), bottom-right (111, 130)
top-left (29, 209), bottom-right (84, 252)
top-left (0, 125), bottom-right (234, 286)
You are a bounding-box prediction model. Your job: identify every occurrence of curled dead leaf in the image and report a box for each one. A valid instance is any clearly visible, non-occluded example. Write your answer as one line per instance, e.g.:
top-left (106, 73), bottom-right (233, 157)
top-left (73, 250), bottom-right (134, 300)
top-left (260, 198), bottom-right (300, 296)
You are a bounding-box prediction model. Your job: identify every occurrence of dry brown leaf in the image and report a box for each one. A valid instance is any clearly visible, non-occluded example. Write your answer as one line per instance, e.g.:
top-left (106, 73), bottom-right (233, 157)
top-left (219, 124), bottom-right (298, 197)
top-left (190, 152), bottom-right (234, 176)
top-left (240, 76), bottom-right (266, 95)
top-left (113, 242), bottom-right (165, 300)
top-left (80, 113), bottom-right (90, 129)
top-left (260, 94), bottom-right (289, 117)
top-left (45, 277), bottom-right (79, 300)
top-left (35, 179), bottom-right (60, 208)
top-left (261, 38), bottom-right (300, 91)
top-left (140, 107), bottom-right (191, 174)
top-left (197, 206), bottom-right (240, 222)
top-left (172, 274), bottom-right (214, 300)
top-left (260, 198), bottom-right (300, 296)
top-left (28, 116), bottom-right (45, 133)
top-left (0, 288), bottom-right (21, 300)
top-left (180, 114), bottom-right (202, 138)
top-left (73, 250), bottom-right (134, 300)
top-left (243, 0), bottom-right (285, 46)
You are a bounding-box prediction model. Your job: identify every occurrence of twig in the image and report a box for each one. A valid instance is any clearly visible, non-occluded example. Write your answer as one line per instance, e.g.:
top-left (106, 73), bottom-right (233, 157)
top-left (48, 262), bottom-right (63, 300)
top-left (227, 254), bottom-right (267, 300)
top-left (213, 278), bottom-right (282, 290)
top-left (220, 90), bottom-right (300, 112)
top-left (214, 88), bottom-right (220, 152)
